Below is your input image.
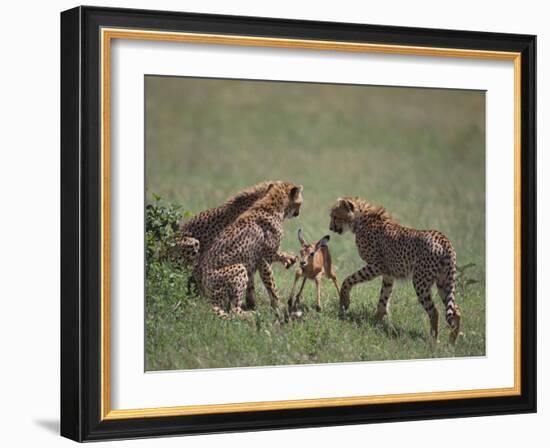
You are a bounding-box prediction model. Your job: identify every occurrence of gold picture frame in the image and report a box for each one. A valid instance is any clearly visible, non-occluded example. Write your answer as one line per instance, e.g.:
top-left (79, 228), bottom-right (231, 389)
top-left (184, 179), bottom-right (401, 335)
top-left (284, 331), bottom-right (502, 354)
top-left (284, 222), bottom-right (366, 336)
top-left (61, 6), bottom-right (536, 441)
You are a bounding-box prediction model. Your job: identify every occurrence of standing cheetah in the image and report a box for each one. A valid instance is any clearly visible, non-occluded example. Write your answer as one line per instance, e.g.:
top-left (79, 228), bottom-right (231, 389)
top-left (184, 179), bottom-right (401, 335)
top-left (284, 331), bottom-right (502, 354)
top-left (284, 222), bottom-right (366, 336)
top-left (198, 182), bottom-right (302, 317)
top-left (329, 197), bottom-right (461, 343)
top-left (168, 181), bottom-right (295, 307)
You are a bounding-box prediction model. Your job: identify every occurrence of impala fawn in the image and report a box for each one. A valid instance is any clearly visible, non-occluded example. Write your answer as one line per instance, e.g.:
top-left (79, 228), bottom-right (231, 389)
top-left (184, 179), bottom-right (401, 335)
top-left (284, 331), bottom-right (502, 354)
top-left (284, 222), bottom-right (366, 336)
top-left (288, 229), bottom-right (340, 312)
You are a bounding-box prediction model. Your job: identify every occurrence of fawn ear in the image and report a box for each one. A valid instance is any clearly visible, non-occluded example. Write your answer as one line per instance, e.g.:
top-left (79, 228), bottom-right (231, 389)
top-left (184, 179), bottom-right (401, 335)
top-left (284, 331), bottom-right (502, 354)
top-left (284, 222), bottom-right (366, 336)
top-left (315, 235), bottom-right (330, 250)
top-left (297, 228), bottom-right (307, 246)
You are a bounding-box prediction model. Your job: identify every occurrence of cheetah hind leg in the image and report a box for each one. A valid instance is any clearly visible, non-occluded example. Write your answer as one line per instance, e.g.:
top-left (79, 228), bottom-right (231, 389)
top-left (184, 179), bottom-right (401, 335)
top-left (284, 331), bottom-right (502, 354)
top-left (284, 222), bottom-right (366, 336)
top-left (437, 279), bottom-right (461, 344)
top-left (209, 264), bottom-right (251, 318)
top-left (413, 273), bottom-right (439, 343)
top-left (449, 308), bottom-right (461, 344)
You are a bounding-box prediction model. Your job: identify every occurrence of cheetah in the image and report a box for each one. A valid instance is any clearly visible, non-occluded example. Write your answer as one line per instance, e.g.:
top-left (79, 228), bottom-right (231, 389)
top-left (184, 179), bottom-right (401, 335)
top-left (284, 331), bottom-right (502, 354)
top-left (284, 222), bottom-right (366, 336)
top-left (168, 181), bottom-right (295, 308)
top-left (198, 181), bottom-right (303, 318)
top-left (329, 197), bottom-right (461, 343)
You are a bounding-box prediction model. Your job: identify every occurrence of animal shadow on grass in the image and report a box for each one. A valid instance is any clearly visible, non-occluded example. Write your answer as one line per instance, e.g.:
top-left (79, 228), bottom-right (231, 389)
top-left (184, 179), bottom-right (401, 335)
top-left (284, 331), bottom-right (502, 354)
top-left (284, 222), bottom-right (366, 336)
top-left (340, 304), bottom-right (427, 341)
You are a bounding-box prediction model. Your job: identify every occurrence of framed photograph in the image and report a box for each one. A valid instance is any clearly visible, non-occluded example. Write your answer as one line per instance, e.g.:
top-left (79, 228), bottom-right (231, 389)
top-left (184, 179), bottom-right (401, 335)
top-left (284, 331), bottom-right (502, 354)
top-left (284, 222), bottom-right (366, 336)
top-left (60, 6), bottom-right (536, 442)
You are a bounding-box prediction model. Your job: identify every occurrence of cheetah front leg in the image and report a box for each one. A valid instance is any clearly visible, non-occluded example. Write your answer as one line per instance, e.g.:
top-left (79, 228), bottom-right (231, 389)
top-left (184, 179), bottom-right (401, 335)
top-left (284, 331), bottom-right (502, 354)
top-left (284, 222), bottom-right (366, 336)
top-left (374, 276), bottom-right (398, 335)
top-left (258, 256), bottom-right (296, 300)
top-left (340, 264), bottom-right (381, 313)
top-left (413, 271), bottom-right (439, 342)
top-left (272, 251), bottom-right (298, 269)
top-left (374, 276), bottom-right (394, 321)
top-left (258, 259), bottom-right (288, 322)
top-left (258, 259), bottom-right (277, 300)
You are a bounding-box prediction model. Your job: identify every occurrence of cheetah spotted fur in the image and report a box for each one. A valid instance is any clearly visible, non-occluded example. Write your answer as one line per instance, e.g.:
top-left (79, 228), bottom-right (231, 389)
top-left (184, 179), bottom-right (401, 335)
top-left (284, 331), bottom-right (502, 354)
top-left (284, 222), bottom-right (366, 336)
top-left (198, 182), bottom-right (303, 318)
top-left (329, 197), bottom-right (461, 343)
top-left (168, 181), bottom-right (296, 308)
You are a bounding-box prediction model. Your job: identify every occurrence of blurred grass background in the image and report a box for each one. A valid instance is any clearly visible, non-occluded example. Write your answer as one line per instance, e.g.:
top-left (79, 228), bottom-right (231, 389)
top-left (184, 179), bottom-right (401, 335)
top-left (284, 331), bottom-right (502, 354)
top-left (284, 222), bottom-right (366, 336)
top-left (145, 76), bottom-right (486, 370)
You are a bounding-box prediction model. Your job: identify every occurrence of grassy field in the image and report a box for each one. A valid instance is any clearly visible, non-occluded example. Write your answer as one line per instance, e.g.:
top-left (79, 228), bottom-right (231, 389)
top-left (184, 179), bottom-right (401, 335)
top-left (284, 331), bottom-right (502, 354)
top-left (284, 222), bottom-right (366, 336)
top-left (144, 76), bottom-right (486, 371)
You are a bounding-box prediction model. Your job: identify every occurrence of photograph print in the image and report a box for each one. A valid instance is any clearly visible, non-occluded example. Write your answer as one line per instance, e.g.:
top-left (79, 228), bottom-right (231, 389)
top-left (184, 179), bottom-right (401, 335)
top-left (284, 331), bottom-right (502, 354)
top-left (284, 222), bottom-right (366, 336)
top-left (144, 75), bottom-right (485, 371)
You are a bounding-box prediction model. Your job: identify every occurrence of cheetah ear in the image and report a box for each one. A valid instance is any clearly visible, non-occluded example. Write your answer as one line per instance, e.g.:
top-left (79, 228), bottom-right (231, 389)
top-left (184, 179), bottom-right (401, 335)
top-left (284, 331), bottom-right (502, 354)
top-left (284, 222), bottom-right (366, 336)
top-left (290, 185), bottom-right (303, 199)
top-left (338, 197), bottom-right (355, 213)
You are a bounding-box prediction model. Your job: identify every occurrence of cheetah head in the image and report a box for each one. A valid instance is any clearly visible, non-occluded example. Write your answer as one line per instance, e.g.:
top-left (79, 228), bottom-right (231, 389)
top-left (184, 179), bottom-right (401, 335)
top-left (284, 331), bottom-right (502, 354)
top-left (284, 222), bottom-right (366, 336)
top-left (176, 236), bottom-right (200, 265)
top-left (286, 184), bottom-right (303, 218)
top-left (260, 181), bottom-right (303, 219)
top-left (329, 197), bottom-right (356, 234)
top-left (274, 182), bottom-right (303, 219)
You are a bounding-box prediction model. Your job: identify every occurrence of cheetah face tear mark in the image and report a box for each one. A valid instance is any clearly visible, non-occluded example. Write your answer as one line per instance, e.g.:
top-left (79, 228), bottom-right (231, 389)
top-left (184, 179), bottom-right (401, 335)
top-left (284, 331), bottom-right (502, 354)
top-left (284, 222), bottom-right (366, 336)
top-left (284, 185), bottom-right (303, 219)
top-left (329, 198), bottom-right (356, 234)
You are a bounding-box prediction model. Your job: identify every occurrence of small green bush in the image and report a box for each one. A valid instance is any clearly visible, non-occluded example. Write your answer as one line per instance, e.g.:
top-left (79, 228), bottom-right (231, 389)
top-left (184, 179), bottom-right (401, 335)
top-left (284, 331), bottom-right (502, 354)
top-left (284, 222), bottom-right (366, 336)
top-left (145, 194), bottom-right (189, 264)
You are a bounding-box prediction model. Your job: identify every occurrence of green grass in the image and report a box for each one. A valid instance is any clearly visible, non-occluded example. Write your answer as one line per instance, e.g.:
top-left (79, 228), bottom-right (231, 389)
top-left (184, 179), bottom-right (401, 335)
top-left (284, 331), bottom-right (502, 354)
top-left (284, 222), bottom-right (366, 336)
top-left (144, 76), bottom-right (486, 370)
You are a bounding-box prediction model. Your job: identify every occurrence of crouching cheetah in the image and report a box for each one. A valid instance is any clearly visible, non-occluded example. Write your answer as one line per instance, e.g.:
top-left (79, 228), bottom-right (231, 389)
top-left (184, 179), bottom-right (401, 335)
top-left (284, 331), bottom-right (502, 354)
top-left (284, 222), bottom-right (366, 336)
top-left (329, 197), bottom-right (461, 343)
top-left (168, 181), bottom-right (295, 308)
top-left (198, 182), bottom-right (303, 318)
